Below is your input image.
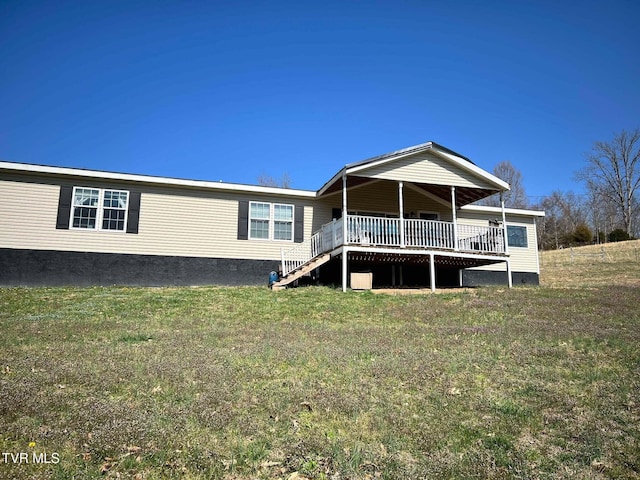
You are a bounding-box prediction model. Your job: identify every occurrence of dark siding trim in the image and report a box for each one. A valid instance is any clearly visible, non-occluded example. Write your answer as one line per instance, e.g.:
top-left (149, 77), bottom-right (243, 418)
top-left (126, 191), bottom-right (141, 234)
top-left (0, 248), bottom-right (278, 287)
top-left (294, 205), bottom-right (304, 243)
top-left (237, 200), bottom-right (249, 240)
top-left (56, 186), bottom-right (73, 229)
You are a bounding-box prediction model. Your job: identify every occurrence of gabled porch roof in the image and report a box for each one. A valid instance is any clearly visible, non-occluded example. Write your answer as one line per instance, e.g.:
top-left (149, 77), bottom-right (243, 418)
top-left (317, 141), bottom-right (510, 206)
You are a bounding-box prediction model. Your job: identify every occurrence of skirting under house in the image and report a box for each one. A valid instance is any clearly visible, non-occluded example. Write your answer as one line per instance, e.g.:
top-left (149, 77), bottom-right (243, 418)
top-left (0, 249), bottom-right (280, 287)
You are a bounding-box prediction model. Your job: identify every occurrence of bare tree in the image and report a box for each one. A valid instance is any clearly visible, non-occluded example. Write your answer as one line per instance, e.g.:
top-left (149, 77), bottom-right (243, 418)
top-left (576, 129), bottom-right (640, 235)
top-left (586, 189), bottom-right (619, 243)
top-left (478, 161), bottom-right (528, 208)
top-left (537, 191), bottom-right (587, 249)
top-left (257, 172), bottom-right (292, 188)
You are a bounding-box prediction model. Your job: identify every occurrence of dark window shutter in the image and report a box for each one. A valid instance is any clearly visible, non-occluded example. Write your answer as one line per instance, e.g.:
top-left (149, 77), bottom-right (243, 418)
top-left (237, 201), bottom-right (249, 240)
top-left (56, 186), bottom-right (73, 229)
top-left (126, 191), bottom-right (141, 234)
top-left (332, 208), bottom-right (342, 220)
top-left (294, 205), bottom-right (304, 243)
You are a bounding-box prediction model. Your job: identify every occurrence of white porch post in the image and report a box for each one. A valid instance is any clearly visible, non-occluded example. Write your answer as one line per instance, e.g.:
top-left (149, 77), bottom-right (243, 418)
top-left (342, 248), bottom-right (348, 292)
top-left (506, 258), bottom-right (513, 288)
top-left (451, 186), bottom-right (459, 250)
top-left (398, 181), bottom-right (405, 248)
top-left (342, 172), bottom-right (348, 292)
top-left (501, 194), bottom-right (509, 255)
top-left (429, 253), bottom-right (436, 292)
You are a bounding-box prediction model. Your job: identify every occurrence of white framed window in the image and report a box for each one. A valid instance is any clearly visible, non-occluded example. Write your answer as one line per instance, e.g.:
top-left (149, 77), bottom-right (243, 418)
top-left (273, 204), bottom-right (293, 240)
top-left (71, 187), bottom-right (129, 232)
top-left (249, 201), bottom-right (294, 241)
top-left (102, 190), bottom-right (129, 230)
top-left (507, 225), bottom-right (528, 248)
top-left (71, 187), bottom-right (100, 229)
top-left (249, 202), bottom-right (271, 239)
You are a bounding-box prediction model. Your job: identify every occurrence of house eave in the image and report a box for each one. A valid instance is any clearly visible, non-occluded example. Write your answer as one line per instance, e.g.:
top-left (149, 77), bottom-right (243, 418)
top-left (461, 204), bottom-right (546, 217)
top-left (0, 161), bottom-right (317, 198)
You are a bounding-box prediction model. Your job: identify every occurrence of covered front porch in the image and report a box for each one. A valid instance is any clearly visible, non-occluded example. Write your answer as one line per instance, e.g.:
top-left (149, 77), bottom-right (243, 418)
top-left (280, 215), bottom-right (511, 291)
top-left (276, 142), bottom-right (513, 291)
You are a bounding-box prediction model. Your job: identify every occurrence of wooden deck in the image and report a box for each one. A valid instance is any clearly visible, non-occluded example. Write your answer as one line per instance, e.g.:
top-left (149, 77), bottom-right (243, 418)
top-left (281, 215), bottom-right (507, 278)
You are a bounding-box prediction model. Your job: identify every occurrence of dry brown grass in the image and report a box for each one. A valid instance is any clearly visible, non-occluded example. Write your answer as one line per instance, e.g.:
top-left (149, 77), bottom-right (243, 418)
top-left (540, 239), bottom-right (640, 288)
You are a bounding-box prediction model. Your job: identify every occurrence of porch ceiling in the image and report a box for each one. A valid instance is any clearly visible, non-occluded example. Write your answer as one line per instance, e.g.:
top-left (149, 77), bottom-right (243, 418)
top-left (413, 183), bottom-right (500, 207)
top-left (319, 176), bottom-right (499, 206)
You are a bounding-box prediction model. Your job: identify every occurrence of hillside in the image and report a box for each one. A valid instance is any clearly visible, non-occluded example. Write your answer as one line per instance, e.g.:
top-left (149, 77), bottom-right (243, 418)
top-left (540, 239), bottom-right (640, 288)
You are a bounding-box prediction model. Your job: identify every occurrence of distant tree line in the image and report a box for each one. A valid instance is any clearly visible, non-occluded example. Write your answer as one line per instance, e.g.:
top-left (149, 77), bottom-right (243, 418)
top-left (479, 128), bottom-right (640, 250)
top-left (257, 172), bottom-right (292, 188)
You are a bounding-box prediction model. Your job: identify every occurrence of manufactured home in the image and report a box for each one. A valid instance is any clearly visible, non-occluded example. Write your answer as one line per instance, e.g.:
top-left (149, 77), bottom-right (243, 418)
top-left (0, 141), bottom-right (544, 290)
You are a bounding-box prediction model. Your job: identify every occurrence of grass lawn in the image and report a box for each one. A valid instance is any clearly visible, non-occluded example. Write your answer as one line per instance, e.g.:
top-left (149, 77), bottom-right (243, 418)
top-left (1, 257), bottom-right (639, 478)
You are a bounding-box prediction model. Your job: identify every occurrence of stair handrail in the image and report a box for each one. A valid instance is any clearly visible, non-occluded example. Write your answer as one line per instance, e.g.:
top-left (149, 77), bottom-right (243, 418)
top-left (281, 218), bottom-right (343, 276)
top-left (280, 230), bottom-right (324, 276)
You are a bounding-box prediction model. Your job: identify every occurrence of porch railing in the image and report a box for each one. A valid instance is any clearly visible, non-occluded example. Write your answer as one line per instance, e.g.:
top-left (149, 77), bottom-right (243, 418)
top-left (321, 218), bottom-right (343, 252)
top-left (281, 215), bottom-right (505, 276)
top-left (457, 223), bottom-right (505, 254)
top-left (405, 218), bottom-right (456, 249)
top-left (346, 215), bottom-right (401, 246)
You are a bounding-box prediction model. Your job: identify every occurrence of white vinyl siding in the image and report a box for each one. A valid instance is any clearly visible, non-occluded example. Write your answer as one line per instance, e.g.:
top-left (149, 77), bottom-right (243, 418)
top-left (0, 177), bottom-right (312, 261)
top-left (458, 210), bottom-right (539, 273)
top-left (353, 151), bottom-right (496, 190)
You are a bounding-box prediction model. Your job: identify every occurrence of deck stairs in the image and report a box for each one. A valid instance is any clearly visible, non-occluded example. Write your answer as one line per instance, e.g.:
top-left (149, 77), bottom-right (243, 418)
top-left (272, 253), bottom-right (331, 290)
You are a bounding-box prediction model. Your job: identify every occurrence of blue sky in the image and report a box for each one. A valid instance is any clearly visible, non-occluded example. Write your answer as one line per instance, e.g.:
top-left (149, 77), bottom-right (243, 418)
top-left (1, 1), bottom-right (638, 202)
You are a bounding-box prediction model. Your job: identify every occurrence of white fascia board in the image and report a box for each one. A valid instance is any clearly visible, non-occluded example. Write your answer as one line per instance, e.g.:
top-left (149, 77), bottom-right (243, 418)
top-left (0, 161), bottom-right (317, 198)
top-left (461, 204), bottom-right (546, 217)
top-left (430, 147), bottom-right (510, 191)
top-left (317, 167), bottom-right (347, 197)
